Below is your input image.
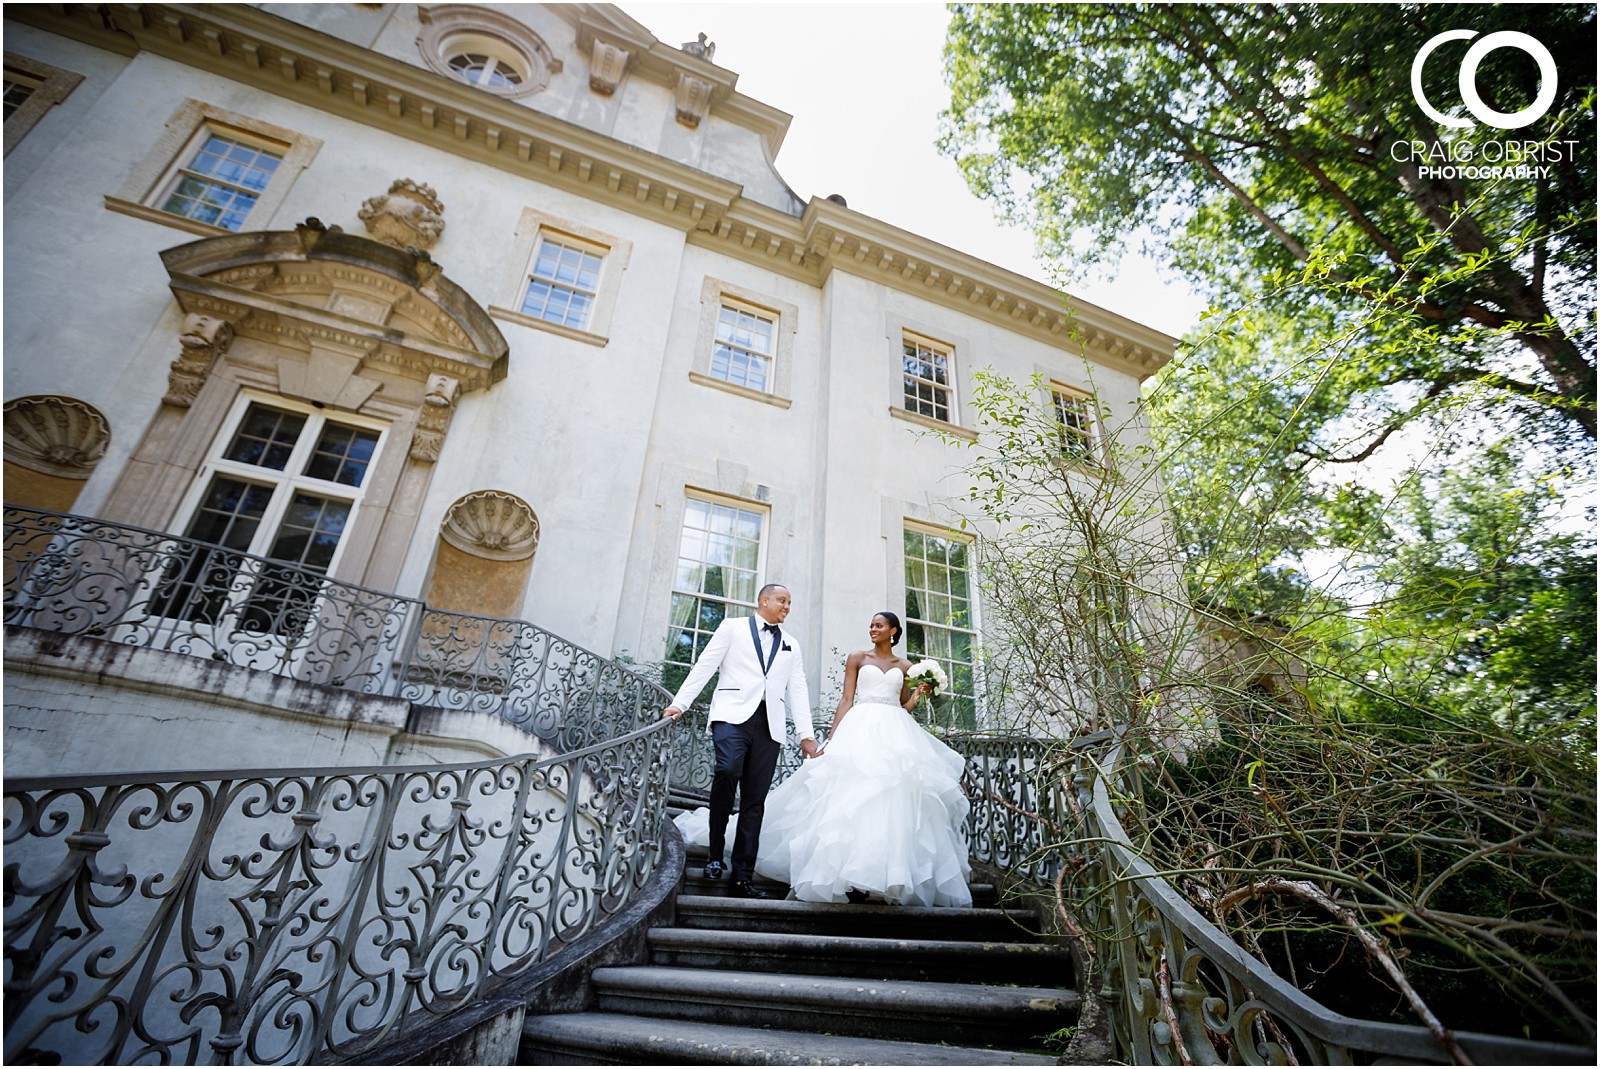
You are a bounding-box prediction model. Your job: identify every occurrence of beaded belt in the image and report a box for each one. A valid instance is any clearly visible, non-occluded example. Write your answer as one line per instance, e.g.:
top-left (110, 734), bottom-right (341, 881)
top-left (854, 695), bottom-right (898, 706)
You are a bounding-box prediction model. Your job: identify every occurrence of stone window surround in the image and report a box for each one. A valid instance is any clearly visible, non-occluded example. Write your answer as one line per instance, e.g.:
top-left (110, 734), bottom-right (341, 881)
top-left (490, 207), bottom-right (631, 347)
top-left (3, 51), bottom-right (83, 157)
top-left (884, 506), bottom-right (983, 725)
top-left (104, 354), bottom-right (419, 592)
top-left (1035, 361), bottom-right (1108, 468)
top-left (104, 100), bottom-right (322, 239)
top-left (417, 4), bottom-right (563, 100)
top-left (1047, 378), bottom-right (1102, 466)
top-left (664, 488), bottom-right (772, 655)
top-left (688, 276), bottom-right (797, 410)
top-left (630, 458), bottom-right (799, 668)
top-left (168, 388), bottom-right (391, 581)
top-left (885, 315), bottom-right (978, 442)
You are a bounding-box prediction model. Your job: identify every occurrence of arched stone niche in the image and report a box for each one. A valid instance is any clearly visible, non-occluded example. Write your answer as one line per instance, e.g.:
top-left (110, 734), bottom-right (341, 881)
top-left (426, 490), bottom-right (540, 619)
top-left (3, 394), bottom-right (111, 512)
top-left (102, 222), bottom-right (509, 594)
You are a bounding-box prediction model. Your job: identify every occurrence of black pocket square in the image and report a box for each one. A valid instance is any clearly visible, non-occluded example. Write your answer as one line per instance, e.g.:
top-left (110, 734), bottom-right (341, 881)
top-left (781, 643), bottom-right (792, 651)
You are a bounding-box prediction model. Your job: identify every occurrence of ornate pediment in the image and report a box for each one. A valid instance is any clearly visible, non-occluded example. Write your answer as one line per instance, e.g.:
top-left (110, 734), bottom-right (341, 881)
top-left (159, 227), bottom-right (508, 393)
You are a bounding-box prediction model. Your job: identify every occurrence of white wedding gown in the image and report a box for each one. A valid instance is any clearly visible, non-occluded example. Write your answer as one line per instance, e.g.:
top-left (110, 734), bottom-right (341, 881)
top-left (676, 664), bottom-right (972, 907)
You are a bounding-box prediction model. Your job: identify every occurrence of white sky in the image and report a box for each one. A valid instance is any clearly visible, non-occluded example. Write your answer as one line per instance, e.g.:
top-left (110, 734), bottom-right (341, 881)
top-left (628, 1), bottom-right (1207, 339)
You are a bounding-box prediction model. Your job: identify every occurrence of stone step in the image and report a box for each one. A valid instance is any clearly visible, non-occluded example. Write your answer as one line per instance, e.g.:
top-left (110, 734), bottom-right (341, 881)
top-left (518, 1011), bottom-right (1059, 1065)
top-left (674, 893), bottom-right (1033, 942)
top-left (589, 965), bottom-right (1079, 1047)
top-left (679, 870), bottom-right (790, 899)
top-left (647, 926), bottom-right (1074, 985)
top-left (679, 866), bottom-right (999, 906)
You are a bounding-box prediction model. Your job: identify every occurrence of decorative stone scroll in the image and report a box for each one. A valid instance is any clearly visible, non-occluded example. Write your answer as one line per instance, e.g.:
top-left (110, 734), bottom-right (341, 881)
top-left (163, 313), bottom-right (234, 408)
top-left (441, 490), bottom-right (540, 561)
top-left (588, 39), bottom-right (630, 95)
top-left (674, 72), bottom-right (714, 128)
top-left (358, 179), bottom-right (446, 252)
top-left (409, 373), bottom-right (460, 462)
top-left (2, 394), bottom-right (111, 478)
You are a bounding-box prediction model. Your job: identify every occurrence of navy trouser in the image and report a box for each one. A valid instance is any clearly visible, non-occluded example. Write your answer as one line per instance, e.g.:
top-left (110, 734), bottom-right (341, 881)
top-left (708, 703), bottom-right (780, 881)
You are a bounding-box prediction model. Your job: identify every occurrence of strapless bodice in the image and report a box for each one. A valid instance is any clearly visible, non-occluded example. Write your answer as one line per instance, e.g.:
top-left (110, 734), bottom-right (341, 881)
top-left (854, 663), bottom-right (903, 706)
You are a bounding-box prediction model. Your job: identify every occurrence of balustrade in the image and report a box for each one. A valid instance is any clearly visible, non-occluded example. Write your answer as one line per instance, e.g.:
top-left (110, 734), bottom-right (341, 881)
top-left (951, 730), bottom-right (1594, 1066)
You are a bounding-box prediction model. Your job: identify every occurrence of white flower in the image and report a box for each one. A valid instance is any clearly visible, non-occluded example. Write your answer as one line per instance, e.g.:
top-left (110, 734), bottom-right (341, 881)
top-left (906, 659), bottom-right (948, 697)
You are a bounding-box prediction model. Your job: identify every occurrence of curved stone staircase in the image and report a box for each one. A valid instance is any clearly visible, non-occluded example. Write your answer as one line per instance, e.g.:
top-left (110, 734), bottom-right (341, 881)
top-left (518, 846), bottom-right (1079, 1065)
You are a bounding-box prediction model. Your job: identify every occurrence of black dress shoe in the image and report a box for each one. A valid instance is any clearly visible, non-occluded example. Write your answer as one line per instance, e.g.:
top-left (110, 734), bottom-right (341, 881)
top-left (845, 889), bottom-right (869, 904)
top-left (703, 860), bottom-right (725, 880)
top-left (730, 880), bottom-right (770, 899)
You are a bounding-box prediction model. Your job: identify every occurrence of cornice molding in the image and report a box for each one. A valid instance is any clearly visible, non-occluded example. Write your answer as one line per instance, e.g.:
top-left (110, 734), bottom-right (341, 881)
top-left (17, 2), bottom-right (1175, 379)
top-left (561, 5), bottom-right (792, 156)
top-left (18, 3), bottom-right (744, 232)
top-left (689, 199), bottom-right (1178, 380)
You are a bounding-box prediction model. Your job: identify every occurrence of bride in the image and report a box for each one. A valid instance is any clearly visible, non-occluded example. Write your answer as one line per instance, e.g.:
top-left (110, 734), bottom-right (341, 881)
top-left (677, 611), bottom-right (972, 907)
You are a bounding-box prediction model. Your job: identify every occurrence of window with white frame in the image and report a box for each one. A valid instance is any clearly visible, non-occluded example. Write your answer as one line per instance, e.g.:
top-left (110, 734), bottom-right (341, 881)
top-left (711, 301), bottom-right (777, 392)
top-left (105, 101), bottom-right (320, 236)
top-left (903, 524), bottom-right (977, 729)
top-left (521, 233), bottom-right (604, 330)
top-left (663, 495), bottom-right (765, 692)
top-left (154, 127), bottom-right (285, 232)
top-left (902, 332), bottom-right (954, 423)
top-left (155, 396), bottom-right (384, 635)
top-left (1051, 384), bottom-right (1097, 462)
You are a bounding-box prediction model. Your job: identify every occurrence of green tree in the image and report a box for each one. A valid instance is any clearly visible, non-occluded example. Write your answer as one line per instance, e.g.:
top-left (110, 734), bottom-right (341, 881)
top-left (941, 3), bottom-right (1596, 443)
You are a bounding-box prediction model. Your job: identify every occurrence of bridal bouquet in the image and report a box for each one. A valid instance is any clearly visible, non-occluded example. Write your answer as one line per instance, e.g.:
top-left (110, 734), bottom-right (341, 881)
top-left (906, 659), bottom-right (948, 699)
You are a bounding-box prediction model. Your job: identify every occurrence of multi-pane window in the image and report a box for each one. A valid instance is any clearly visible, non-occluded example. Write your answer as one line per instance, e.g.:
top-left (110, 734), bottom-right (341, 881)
top-left (904, 525), bottom-right (977, 730)
top-left (522, 236), bottom-right (604, 330)
top-left (156, 129), bottom-right (283, 232)
top-left (902, 333), bottom-right (953, 423)
top-left (3, 71), bottom-right (40, 121)
top-left (447, 51), bottom-right (525, 89)
top-left (156, 399), bottom-right (381, 634)
top-left (710, 302), bottom-right (776, 392)
top-left (1052, 385), bottom-right (1096, 461)
top-left (664, 497), bottom-right (765, 693)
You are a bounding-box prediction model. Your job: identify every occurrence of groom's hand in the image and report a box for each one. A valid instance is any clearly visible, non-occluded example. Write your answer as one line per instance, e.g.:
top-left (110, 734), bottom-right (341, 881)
top-left (662, 705), bottom-right (684, 721)
top-left (800, 738), bottom-right (820, 759)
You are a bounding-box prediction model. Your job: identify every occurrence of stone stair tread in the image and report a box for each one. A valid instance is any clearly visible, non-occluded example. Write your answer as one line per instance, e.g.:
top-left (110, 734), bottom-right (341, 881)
top-left (520, 1011), bottom-right (1058, 1065)
top-left (591, 964), bottom-right (1078, 1017)
top-left (650, 926), bottom-right (1070, 959)
top-left (674, 892), bottom-right (1018, 920)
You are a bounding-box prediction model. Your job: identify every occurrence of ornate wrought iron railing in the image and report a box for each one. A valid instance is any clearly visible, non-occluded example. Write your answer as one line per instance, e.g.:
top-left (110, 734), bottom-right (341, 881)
top-left (4, 506), bottom-right (686, 1063)
top-left (3, 507), bottom-right (667, 753)
top-left (4, 723), bottom-right (673, 1064)
top-left (951, 730), bottom-right (1595, 1066)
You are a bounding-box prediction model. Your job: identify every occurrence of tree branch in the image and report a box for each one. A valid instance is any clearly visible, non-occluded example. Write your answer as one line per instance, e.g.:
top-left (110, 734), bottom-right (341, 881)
top-left (1215, 878), bottom-right (1473, 1065)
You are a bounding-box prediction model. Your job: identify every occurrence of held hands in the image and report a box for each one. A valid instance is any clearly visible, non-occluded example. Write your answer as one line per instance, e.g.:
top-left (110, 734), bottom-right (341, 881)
top-left (800, 738), bottom-right (821, 760)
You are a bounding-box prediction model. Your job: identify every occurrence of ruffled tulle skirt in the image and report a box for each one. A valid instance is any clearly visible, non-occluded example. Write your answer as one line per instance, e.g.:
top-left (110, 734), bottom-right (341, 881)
top-left (676, 701), bottom-right (972, 906)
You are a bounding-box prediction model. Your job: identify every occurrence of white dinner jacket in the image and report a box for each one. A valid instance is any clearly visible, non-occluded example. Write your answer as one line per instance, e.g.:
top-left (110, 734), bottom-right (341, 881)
top-left (669, 615), bottom-right (814, 745)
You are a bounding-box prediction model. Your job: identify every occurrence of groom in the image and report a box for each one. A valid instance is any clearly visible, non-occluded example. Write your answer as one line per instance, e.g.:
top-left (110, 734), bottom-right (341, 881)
top-left (663, 583), bottom-right (819, 898)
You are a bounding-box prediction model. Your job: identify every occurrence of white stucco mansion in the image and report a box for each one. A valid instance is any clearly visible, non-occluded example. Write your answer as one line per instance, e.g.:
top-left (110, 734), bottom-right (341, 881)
top-left (3, 2), bottom-right (1175, 770)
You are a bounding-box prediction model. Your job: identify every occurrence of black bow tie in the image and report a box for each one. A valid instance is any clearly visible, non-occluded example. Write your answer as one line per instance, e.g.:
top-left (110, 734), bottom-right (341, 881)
top-left (762, 623), bottom-right (780, 634)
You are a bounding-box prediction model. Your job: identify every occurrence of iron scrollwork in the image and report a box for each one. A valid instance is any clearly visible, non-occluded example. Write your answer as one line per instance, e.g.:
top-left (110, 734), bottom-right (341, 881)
top-left (4, 724), bottom-right (673, 1064)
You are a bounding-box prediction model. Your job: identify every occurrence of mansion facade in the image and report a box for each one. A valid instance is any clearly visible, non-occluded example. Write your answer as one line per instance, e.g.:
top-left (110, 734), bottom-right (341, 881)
top-left (3, 2), bottom-right (1175, 765)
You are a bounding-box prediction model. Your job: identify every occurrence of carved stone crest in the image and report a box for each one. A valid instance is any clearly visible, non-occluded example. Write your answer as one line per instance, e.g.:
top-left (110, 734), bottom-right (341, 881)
top-left (163, 314), bottom-right (235, 408)
top-left (358, 179), bottom-right (446, 252)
